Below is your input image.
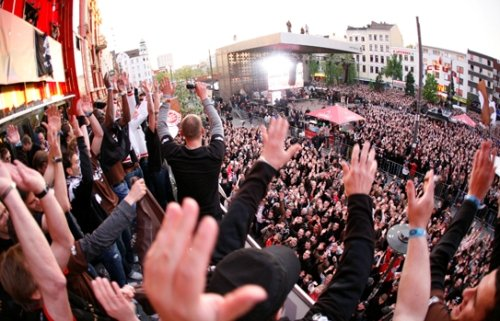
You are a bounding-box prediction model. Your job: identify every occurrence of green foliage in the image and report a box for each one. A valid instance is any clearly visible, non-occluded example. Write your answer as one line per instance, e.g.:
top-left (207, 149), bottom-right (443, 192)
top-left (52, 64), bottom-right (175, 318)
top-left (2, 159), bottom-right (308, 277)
top-left (173, 65), bottom-right (206, 82)
top-left (423, 73), bottom-right (439, 104)
top-left (309, 57), bottom-right (320, 77)
top-left (374, 73), bottom-right (384, 92)
top-left (405, 71), bottom-right (415, 97)
top-left (347, 64), bottom-right (357, 85)
top-left (323, 54), bottom-right (355, 85)
top-left (174, 84), bottom-right (203, 116)
top-left (384, 55), bottom-right (403, 81)
top-left (155, 71), bottom-right (169, 82)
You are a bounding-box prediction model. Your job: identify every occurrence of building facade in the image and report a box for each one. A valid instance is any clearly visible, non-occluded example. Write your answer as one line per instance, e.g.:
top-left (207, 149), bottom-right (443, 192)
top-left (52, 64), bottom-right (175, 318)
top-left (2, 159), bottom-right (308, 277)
top-left (466, 49), bottom-right (496, 104)
top-left (345, 21), bottom-right (404, 82)
top-left (115, 40), bottom-right (153, 87)
top-left (422, 46), bottom-right (469, 102)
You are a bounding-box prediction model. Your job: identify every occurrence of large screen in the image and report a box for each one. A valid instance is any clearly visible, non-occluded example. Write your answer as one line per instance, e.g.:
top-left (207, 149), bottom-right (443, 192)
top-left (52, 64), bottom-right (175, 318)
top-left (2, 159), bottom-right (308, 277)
top-left (263, 55), bottom-right (304, 91)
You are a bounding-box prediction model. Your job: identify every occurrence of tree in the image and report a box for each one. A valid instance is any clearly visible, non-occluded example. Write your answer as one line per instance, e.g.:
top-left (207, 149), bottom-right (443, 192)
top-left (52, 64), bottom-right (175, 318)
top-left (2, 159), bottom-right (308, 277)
top-left (373, 72), bottom-right (384, 92)
top-left (446, 76), bottom-right (455, 107)
top-left (324, 55), bottom-right (342, 85)
top-left (384, 54), bottom-right (403, 83)
top-left (175, 83), bottom-right (203, 116)
top-left (308, 56), bottom-right (320, 78)
top-left (173, 65), bottom-right (205, 82)
top-left (405, 71), bottom-right (415, 97)
top-left (423, 73), bottom-right (439, 104)
top-left (347, 63), bottom-right (358, 85)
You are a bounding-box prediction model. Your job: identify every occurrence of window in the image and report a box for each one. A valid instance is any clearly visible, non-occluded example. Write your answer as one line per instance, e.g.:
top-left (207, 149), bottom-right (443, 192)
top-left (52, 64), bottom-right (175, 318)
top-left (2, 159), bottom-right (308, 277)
top-left (369, 44), bottom-right (373, 51)
top-left (350, 37), bottom-right (353, 42)
top-left (370, 55), bottom-right (373, 62)
top-left (362, 65), bottom-right (366, 72)
top-left (361, 36), bottom-right (365, 41)
top-left (488, 81), bottom-right (491, 87)
top-left (356, 55), bottom-right (360, 61)
top-left (381, 56), bottom-right (385, 64)
top-left (434, 71), bottom-right (439, 79)
top-left (374, 44), bottom-right (378, 51)
top-left (405, 66), bottom-right (409, 72)
top-left (375, 55), bottom-right (379, 63)
top-left (355, 36), bottom-right (358, 41)
top-left (386, 45), bottom-right (390, 52)
top-left (374, 35), bottom-right (377, 41)
top-left (399, 54), bottom-right (403, 61)
top-left (433, 50), bottom-right (439, 55)
top-left (380, 34), bottom-right (383, 41)
top-left (361, 45), bottom-right (365, 51)
top-left (362, 55), bottom-right (366, 62)
top-left (487, 60), bottom-right (491, 66)
top-left (375, 66), bottom-right (379, 73)
top-left (404, 55), bottom-right (408, 61)
top-left (480, 68), bottom-right (483, 73)
top-left (410, 56), bottom-right (414, 62)
top-left (410, 67), bottom-right (414, 72)
top-left (369, 34), bottom-right (372, 41)
top-left (385, 35), bottom-right (389, 41)
top-left (380, 46), bottom-right (384, 52)
top-left (470, 64), bottom-right (474, 71)
top-left (423, 48), bottom-right (428, 54)
top-left (370, 66), bottom-right (374, 73)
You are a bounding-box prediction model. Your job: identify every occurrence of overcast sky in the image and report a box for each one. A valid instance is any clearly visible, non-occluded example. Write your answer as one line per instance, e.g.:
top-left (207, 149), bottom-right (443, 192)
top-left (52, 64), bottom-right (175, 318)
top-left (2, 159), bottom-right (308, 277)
top-left (99, 0), bottom-right (500, 70)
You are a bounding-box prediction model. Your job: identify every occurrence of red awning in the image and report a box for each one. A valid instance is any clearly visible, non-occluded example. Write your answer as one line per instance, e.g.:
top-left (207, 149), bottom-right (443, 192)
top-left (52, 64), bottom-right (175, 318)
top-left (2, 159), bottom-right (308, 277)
top-left (306, 105), bottom-right (365, 125)
top-left (452, 113), bottom-right (476, 128)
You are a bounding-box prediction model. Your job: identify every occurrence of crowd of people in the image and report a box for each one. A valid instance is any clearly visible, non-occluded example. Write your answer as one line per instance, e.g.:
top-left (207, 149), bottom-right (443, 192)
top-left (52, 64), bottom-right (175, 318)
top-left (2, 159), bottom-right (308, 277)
top-left (0, 73), bottom-right (497, 321)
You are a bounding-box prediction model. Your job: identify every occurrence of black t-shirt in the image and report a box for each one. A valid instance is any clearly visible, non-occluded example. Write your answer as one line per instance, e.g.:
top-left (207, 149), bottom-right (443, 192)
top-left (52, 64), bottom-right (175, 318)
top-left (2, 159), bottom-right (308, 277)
top-left (161, 134), bottom-right (225, 218)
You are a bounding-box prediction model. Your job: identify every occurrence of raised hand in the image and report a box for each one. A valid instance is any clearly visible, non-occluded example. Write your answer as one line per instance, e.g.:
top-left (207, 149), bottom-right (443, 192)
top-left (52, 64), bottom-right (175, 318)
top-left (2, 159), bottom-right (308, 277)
top-left (406, 170), bottom-right (436, 228)
top-left (6, 125), bottom-right (20, 145)
top-left (91, 277), bottom-right (138, 321)
top-left (6, 160), bottom-right (46, 194)
top-left (341, 142), bottom-right (377, 196)
top-left (104, 72), bottom-right (114, 90)
top-left (160, 78), bottom-right (175, 96)
top-left (468, 140), bottom-right (496, 201)
top-left (69, 115), bottom-right (83, 138)
top-left (144, 198), bottom-right (266, 321)
top-left (124, 178), bottom-right (147, 205)
top-left (46, 105), bottom-right (62, 132)
top-left (194, 82), bottom-right (208, 101)
top-left (140, 80), bottom-right (151, 95)
top-left (260, 117), bottom-right (301, 170)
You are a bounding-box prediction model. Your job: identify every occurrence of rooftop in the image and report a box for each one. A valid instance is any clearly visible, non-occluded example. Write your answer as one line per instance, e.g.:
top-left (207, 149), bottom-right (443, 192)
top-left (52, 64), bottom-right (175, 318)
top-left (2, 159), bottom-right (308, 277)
top-left (347, 21), bottom-right (394, 31)
top-left (216, 32), bottom-right (360, 55)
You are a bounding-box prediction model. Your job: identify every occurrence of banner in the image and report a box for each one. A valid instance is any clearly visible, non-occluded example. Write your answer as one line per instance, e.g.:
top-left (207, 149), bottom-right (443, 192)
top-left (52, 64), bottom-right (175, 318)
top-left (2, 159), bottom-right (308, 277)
top-left (35, 31), bottom-right (53, 77)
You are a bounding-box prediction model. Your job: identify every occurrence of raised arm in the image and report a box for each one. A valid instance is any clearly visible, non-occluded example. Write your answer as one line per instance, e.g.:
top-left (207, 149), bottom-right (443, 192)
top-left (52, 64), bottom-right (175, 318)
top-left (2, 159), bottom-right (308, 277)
top-left (8, 160), bottom-right (74, 269)
top-left (142, 81), bottom-right (156, 132)
top-left (195, 82), bottom-right (223, 138)
top-left (144, 198), bottom-right (267, 321)
top-left (212, 117), bottom-right (301, 264)
top-left (80, 96), bottom-right (104, 156)
top-left (429, 141), bottom-right (495, 294)
top-left (157, 78), bottom-right (176, 140)
top-left (103, 73), bottom-right (116, 129)
top-left (302, 142), bottom-right (377, 321)
top-left (46, 105), bottom-right (71, 213)
top-left (117, 72), bottom-right (132, 127)
top-left (0, 164), bottom-right (72, 320)
top-left (394, 170), bottom-right (436, 321)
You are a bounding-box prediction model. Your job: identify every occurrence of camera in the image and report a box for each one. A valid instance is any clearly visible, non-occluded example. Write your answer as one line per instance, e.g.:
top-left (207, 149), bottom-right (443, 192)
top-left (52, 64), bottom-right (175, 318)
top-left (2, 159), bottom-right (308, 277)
top-left (186, 81), bottom-right (196, 90)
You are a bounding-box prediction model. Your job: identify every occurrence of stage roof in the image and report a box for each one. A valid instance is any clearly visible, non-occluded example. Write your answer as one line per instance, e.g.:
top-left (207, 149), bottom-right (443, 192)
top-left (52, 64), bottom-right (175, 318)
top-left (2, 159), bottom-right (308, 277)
top-left (217, 32), bottom-right (361, 55)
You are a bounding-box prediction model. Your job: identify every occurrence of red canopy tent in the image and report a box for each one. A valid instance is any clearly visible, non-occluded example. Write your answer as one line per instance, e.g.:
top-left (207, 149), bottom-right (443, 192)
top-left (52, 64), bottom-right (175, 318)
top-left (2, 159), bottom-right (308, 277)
top-left (306, 105), bottom-right (365, 124)
top-left (452, 113), bottom-right (476, 128)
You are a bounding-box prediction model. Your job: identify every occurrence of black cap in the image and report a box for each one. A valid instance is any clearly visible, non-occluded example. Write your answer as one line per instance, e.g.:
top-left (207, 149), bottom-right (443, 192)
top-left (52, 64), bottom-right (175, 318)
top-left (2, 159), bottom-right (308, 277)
top-left (206, 246), bottom-right (300, 321)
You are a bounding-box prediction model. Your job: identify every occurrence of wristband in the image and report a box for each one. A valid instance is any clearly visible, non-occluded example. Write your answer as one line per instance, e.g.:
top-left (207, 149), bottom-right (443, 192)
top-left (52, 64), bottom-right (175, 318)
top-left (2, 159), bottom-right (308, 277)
top-left (77, 115), bottom-right (86, 127)
top-left (464, 194), bottom-right (481, 208)
top-left (0, 182), bottom-right (16, 202)
top-left (35, 184), bottom-right (50, 199)
top-left (52, 156), bottom-right (63, 164)
top-left (84, 111), bottom-right (93, 117)
top-left (409, 228), bottom-right (427, 238)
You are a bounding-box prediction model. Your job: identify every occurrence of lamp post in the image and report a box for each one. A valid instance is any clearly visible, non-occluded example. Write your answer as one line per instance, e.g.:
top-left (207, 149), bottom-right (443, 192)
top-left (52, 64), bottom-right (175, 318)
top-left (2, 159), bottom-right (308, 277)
top-left (413, 16), bottom-right (423, 148)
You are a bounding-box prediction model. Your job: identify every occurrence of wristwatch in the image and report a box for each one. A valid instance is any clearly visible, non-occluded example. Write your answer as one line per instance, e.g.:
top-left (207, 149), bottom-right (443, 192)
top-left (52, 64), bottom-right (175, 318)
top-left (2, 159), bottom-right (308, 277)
top-left (35, 184), bottom-right (50, 199)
